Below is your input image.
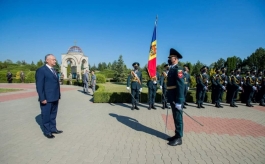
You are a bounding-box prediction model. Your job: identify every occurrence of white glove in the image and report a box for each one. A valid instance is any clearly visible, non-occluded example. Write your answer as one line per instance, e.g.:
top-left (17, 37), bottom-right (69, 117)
top-left (256, 82), bottom-right (259, 85)
top-left (204, 86), bottom-right (208, 90)
top-left (139, 88), bottom-right (142, 92)
top-left (206, 80), bottom-right (208, 83)
top-left (253, 86), bottom-right (257, 90)
top-left (239, 87), bottom-right (242, 90)
top-left (188, 87), bottom-right (190, 91)
top-left (222, 86), bottom-right (226, 90)
top-left (126, 87), bottom-right (130, 90)
top-left (241, 82), bottom-right (243, 85)
top-left (225, 81), bottom-right (227, 84)
top-left (153, 81), bottom-right (157, 84)
top-left (175, 103), bottom-right (182, 110)
top-left (160, 86), bottom-right (162, 89)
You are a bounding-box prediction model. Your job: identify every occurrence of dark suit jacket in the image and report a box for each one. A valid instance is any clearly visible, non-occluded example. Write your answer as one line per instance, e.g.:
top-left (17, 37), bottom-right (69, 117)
top-left (35, 65), bottom-right (61, 102)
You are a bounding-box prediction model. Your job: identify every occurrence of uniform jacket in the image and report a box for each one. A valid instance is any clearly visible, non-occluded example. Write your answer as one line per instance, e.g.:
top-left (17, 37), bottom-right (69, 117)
top-left (184, 71), bottom-right (191, 87)
top-left (127, 70), bottom-right (142, 89)
top-left (35, 65), bottom-right (61, 102)
top-left (166, 65), bottom-right (185, 104)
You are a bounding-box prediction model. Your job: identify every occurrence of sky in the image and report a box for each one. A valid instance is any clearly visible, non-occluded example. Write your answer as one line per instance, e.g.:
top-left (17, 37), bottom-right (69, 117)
top-left (0, 0), bottom-right (265, 68)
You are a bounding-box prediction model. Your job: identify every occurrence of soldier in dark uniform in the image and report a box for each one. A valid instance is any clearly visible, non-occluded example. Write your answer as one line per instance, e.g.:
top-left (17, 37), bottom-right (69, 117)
top-left (257, 70), bottom-right (264, 106)
top-left (160, 64), bottom-right (170, 109)
top-left (226, 70), bottom-right (234, 104)
top-left (227, 70), bottom-right (242, 107)
top-left (259, 73), bottom-right (265, 106)
top-left (183, 64), bottom-right (191, 108)
top-left (219, 67), bottom-right (227, 103)
top-left (235, 68), bottom-right (243, 104)
top-left (166, 48), bottom-right (185, 146)
top-left (211, 68), bottom-right (220, 104)
top-left (147, 72), bottom-right (160, 110)
top-left (244, 70), bottom-right (255, 107)
top-left (6, 70), bottom-right (13, 83)
top-left (251, 69), bottom-right (258, 103)
top-left (196, 66), bottom-right (209, 108)
top-left (214, 70), bottom-right (225, 108)
top-left (127, 62), bottom-right (143, 110)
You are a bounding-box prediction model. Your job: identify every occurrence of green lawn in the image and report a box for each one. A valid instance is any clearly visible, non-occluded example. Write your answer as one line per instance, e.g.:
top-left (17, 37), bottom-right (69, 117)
top-left (0, 88), bottom-right (23, 93)
top-left (102, 82), bottom-right (162, 93)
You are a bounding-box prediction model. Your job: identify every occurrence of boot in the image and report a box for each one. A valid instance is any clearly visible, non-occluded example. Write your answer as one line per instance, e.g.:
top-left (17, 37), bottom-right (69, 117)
top-left (148, 104), bottom-right (151, 110)
top-left (215, 103), bottom-right (220, 108)
top-left (218, 103), bottom-right (223, 108)
top-left (197, 103), bottom-right (201, 109)
top-left (151, 104), bottom-right (156, 110)
top-left (184, 102), bottom-right (188, 105)
top-left (200, 103), bottom-right (205, 108)
top-left (233, 103), bottom-right (238, 107)
top-left (230, 103), bottom-right (235, 107)
top-left (183, 105), bottom-right (186, 109)
top-left (131, 104), bottom-right (135, 110)
top-left (135, 103), bottom-right (139, 110)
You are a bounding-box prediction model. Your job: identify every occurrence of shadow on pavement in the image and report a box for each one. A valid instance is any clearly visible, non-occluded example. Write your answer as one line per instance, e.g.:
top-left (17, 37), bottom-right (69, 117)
top-left (35, 114), bottom-right (44, 133)
top-left (109, 113), bottom-right (169, 140)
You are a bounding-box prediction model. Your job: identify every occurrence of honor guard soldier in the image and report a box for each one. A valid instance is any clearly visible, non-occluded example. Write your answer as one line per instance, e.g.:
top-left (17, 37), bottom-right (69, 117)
top-left (196, 66), bottom-right (209, 108)
top-left (160, 64), bottom-right (170, 109)
top-left (226, 70), bottom-right (234, 104)
top-left (166, 48), bottom-right (185, 146)
top-left (235, 68), bottom-right (243, 103)
top-left (257, 70), bottom-right (264, 106)
top-left (220, 67), bottom-right (227, 103)
top-left (243, 70), bottom-right (255, 107)
top-left (259, 73), bottom-right (265, 106)
top-left (147, 72), bottom-right (160, 110)
top-left (227, 70), bottom-right (242, 107)
top-left (251, 69), bottom-right (258, 103)
top-left (127, 62), bottom-right (143, 110)
top-left (214, 69), bottom-right (225, 108)
top-left (211, 68), bottom-right (220, 104)
top-left (183, 64), bottom-right (191, 108)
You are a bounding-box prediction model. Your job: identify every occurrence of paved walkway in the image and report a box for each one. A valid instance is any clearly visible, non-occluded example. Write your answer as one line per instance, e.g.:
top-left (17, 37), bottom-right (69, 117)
top-left (0, 83), bottom-right (265, 164)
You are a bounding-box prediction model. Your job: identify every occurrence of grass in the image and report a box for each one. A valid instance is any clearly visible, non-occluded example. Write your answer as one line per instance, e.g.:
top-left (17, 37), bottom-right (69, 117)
top-left (102, 82), bottom-right (162, 93)
top-left (0, 88), bottom-right (23, 93)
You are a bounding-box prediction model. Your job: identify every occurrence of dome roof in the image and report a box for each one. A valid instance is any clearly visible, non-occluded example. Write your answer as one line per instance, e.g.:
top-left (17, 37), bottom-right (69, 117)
top-left (67, 46), bottom-right (83, 53)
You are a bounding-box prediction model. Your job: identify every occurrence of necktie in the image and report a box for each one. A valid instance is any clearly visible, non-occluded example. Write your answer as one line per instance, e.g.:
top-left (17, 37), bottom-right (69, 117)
top-left (51, 68), bottom-right (57, 77)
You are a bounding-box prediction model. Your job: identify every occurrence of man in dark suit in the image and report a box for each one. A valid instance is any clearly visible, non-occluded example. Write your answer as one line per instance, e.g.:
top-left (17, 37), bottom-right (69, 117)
top-left (166, 48), bottom-right (185, 146)
top-left (127, 62), bottom-right (142, 110)
top-left (35, 54), bottom-right (63, 139)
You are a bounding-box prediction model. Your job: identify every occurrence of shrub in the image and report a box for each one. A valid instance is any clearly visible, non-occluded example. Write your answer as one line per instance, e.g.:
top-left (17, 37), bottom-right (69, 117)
top-left (96, 74), bottom-right (106, 83)
top-left (25, 71), bottom-right (35, 83)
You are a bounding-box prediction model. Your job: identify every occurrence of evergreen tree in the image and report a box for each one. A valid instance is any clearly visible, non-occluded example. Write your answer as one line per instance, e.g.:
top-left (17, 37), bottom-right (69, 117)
top-left (37, 59), bottom-right (44, 68)
top-left (113, 55), bottom-right (126, 82)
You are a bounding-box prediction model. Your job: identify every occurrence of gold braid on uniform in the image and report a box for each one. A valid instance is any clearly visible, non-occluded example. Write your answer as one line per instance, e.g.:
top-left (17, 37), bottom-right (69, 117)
top-left (131, 71), bottom-right (141, 85)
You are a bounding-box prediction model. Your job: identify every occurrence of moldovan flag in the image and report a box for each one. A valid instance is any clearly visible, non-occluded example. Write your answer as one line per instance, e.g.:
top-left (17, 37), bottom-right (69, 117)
top-left (147, 17), bottom-right (157, 79)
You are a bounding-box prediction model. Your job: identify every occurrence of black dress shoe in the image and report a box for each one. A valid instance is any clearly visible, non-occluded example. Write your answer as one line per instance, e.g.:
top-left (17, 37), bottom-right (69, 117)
top-left (135, 106), bottom-right (139, 110)
top-left (230, 104), bottom-right (235, 107)
top-left (52, 130), bottom-right (63, 134)
top-left (215, 104), bottom-right (220, 108)
top-left (184, 102), bottom-right (188, 105)
top-left (167, 135), bottom-right (177, 141)
top-left (200, 105), bottom-right (205, 108)
top-left (131, 106), bottom-right (134, 110)
top-left (233, 104), bottom-right (238, 107)
top-left (148, 105), bottom-right (151, 110)
top-left (260, 103), bottom-right (265, 106)
top-left (44, 133), bottom-right (55, 139)
top-left (151, 104), bottom-right (156, 110)
top-left (197, 105), bottom-right (201, 109)
top-left (183, 105), bottom-right (186, 109)
top-left (168, 138), bottom-right (182, 146)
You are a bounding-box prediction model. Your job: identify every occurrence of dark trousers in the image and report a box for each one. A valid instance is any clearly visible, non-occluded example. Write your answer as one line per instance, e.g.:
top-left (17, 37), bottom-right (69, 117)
top-left (148, 88), bottom-right (156, 104)
top-left (40, 101), bottom-right (59, 135)
top-left (219, 89), bottom-right (225, 103)
top-left (162, 88), bottom-right (167, 103)
top-left (228, 89), bottom-right (237, 105)
top-left (131, 88), bottom-right (139, 104)
top-left (214, 88), bottom-right (221, 103)
top-left (245, 90), bottom-right (254, 105)
top-left (184, 85), bottom-right (188, 103)
top-left (170, 103), bottom-right (183, 138)
top-left (197, 88), bottom-right (206, 104)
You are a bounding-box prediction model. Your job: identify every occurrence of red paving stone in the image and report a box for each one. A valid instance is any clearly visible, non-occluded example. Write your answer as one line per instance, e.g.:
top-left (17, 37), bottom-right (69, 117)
top-left (162, 114), bottom-right (265, 137)
top-left (253, 105), bottom-right (265, 112)
top-left (0, 88), bottom-right (76, 102)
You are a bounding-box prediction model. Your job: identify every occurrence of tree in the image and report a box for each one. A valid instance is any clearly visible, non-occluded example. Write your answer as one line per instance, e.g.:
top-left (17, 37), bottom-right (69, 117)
top-left (113, 55), bottom-right (126, 82)
top-left (111, 60), bottom-right (117, 70)
top-left (226, 56), bottom-right (237, 73)
top-left (37, 59), bottom-right (44, 68)
top-left (16, 61), bottom-right (22, 65)
top-left (191, 61), bottom-right (205, 76)
top-left (107, 62), bottom-right (112, 69)
top-left (90, 64), bottom-right (97, 71)
top-left (4, 59), bottom-right (13, 64)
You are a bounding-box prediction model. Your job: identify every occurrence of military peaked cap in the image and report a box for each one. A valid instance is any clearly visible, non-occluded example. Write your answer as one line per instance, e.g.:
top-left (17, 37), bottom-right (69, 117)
top-left (168, 48), bottom-right (182, 59)
top-left (132, 62), bottom-right (140, 67)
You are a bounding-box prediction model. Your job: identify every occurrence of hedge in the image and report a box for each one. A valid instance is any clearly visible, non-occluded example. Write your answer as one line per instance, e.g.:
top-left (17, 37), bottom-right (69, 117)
top-left (93, 85), bottom-right (243, 103)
